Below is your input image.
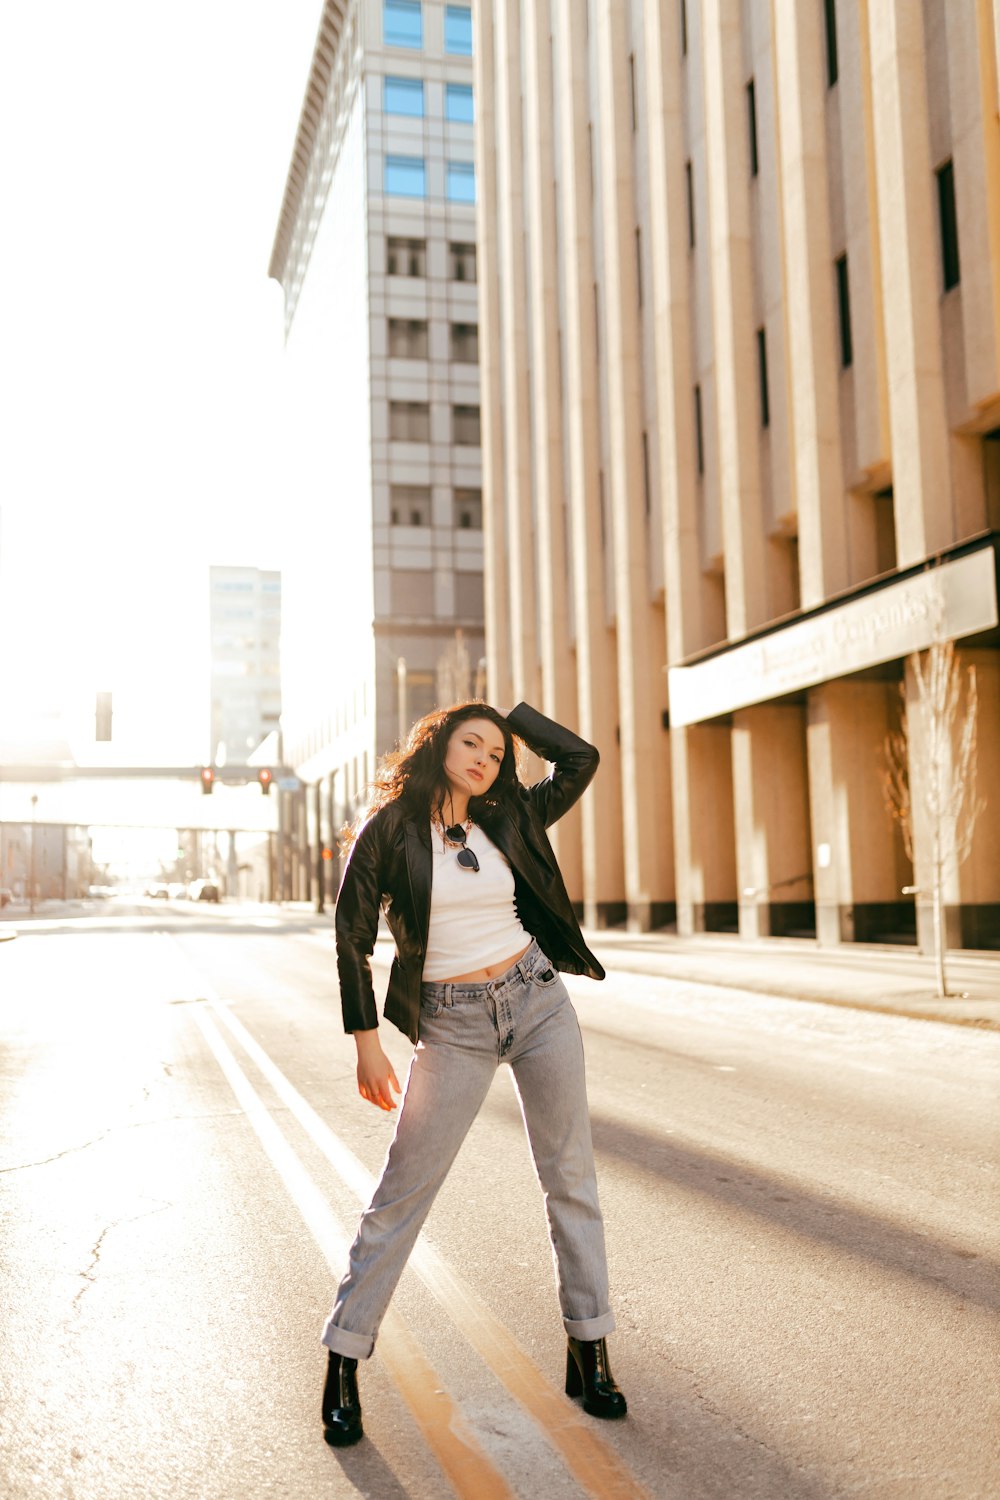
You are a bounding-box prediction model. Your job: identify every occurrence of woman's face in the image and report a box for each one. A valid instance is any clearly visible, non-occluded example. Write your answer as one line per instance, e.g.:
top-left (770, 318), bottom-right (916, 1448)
top-left (443, 717), bottom-right (506, 800)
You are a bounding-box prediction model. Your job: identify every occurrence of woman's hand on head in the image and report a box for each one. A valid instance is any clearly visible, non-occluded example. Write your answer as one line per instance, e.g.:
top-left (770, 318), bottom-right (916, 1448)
top-left (354, 1029), bottom-right (401, 1111)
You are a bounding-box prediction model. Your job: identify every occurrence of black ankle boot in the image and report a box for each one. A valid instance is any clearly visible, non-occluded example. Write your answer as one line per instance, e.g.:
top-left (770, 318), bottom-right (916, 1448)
top-left (565, 1336), bottom-right (628, 1419)
top-left (322, 1351), bottom-right (364, 1446)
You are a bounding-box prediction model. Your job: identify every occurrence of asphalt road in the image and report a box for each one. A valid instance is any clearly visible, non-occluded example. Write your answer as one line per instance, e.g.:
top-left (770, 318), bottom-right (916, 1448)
top-left (1, 903), bottom-right (997, 1499)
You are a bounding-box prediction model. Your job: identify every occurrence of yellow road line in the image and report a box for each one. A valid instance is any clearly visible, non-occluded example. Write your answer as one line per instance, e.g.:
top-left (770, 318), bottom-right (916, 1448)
top-left (212, 1001), bottom-right (650, 1500)
top-left (192, 1006), bottom-right (514, 1499)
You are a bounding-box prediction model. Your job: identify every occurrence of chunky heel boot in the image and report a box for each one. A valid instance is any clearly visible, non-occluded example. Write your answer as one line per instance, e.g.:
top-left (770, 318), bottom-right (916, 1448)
top-left (565, 1336), bottom-right (627, 1420)
top-left (322, 1351), bottom-right (364, 1447)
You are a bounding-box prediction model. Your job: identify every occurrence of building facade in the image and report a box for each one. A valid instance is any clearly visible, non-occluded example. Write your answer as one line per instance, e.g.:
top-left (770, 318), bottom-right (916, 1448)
top-left (209, 566), bottom-right (282, 766)
top-left (270, 0), bottom-right (484, 842)
top-left (476, 0), bottom-right (1000, 949)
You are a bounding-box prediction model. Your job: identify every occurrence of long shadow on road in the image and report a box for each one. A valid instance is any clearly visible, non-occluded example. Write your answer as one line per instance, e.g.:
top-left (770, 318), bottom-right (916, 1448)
top-left (487, 1086), bottom-right (998, 1315)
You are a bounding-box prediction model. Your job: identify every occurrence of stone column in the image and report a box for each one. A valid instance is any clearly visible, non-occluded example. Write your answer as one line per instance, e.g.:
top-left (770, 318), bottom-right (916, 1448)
top-left (472, 1), bottom-right (513, 707)
top-left (553, 0), bottom-right (625, 926)
top-left (494, 0), bottom-right (541, 704)
top-left (954, 649), bottom-right (1000, 947)
top-left (522, 0), bottom-right (582, 898)
top-left (671, 722), bottom-right (737, 935)
top-left (947, 0), bottom-right (1000, 418)
top-left (645, 0), bottom-right (718, 664)
top-left (594, 0), bottom-right (673, 929)
top-left (701, 0), bottom-right (770, 635)
top-left (807, 679), bottom-right (909, 946)
top-left (771, 0), bottom-right (850, 607)
top-left (864, 0), bottom-right (954, 564)
top-left (732, 703), bottom-right (813, 939)
top-left (907, 646), bottom-right (1000, 953)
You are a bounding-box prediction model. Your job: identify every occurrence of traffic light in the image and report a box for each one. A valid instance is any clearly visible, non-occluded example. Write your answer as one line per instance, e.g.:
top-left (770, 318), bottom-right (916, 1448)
top-left (258, 768), bottom-right (273, 796)
top-left (200, 767), bottom-right (215, 795)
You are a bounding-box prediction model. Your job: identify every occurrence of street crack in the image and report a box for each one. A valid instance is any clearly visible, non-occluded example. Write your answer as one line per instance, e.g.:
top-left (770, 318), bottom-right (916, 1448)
top-left (70, 1200), bottom-right (171, 1315)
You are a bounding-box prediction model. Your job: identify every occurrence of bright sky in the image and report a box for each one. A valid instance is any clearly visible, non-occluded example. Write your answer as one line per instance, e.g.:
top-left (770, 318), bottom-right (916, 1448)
top-left (0, 1), bottom-right (323, 765)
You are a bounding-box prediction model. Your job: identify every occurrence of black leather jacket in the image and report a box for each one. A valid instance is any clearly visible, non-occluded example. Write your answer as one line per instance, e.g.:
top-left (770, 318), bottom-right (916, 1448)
top-left (335, 702), bottom-right (606, 1042)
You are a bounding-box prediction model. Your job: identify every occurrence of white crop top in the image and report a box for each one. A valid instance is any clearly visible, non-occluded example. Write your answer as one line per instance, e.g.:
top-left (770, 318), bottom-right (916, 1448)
top-left (422, 821), bottom-right (532, 981)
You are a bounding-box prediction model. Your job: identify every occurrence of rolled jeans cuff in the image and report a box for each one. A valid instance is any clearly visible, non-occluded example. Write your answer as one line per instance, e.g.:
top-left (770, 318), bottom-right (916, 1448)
top-left (563, 1310), bottom-right (616, 1341)
top-left (321, 1320), bottom-right (375, 1360)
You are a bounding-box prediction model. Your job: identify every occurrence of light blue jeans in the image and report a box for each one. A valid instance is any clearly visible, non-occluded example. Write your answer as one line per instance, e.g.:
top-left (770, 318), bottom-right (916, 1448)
top-left (322, 940), bottom-right (615, 1358)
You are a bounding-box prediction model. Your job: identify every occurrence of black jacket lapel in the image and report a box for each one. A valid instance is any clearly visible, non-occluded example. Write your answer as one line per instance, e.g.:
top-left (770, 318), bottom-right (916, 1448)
top-left (403, 817), bottom-right (433, 955)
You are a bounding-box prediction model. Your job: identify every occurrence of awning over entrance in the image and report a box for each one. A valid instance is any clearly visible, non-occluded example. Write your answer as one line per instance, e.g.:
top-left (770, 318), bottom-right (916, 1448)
top-left (667, 538), bottom-right (999, 727)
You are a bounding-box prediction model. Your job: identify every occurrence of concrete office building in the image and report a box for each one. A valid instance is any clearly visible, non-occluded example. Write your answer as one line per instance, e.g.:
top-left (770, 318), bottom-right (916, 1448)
top-left (270, 0), bottom-right (484, 837)
top-left (209, 566), bottom-right (282, 765)
top-left (475, 0), bottom-right (1000, 950)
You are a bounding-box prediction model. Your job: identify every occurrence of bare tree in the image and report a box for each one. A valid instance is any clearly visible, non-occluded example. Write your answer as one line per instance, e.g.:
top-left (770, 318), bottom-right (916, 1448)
top-left (883, 639), bottom-right (986, 996)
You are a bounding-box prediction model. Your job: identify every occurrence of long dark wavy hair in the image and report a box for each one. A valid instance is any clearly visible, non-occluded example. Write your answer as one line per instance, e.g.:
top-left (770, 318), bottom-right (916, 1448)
top-left (342, 702), bottom-right (525, 851)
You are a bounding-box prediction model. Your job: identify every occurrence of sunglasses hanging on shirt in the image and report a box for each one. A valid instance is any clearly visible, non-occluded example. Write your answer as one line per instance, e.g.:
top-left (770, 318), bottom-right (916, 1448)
top-left (443, 822), bottom-right (480, 872)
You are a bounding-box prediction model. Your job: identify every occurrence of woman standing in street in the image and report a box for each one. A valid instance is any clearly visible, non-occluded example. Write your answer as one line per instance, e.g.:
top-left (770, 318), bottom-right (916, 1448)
top-left (321, 700), bottom-right (626, 1446)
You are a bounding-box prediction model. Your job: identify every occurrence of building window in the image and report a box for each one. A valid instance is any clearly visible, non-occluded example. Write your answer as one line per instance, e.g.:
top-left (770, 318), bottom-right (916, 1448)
top-left (694, 385), bottom-right (704, 476)
top-left (390, 484), bottom-right (432, 525)
top-left (453, 404), bottom-right (481, 445)
top-left (747, 79), bottom-right (759, 177)
top-left (445, 82), bottom-right (474, 123)
top-left (446, 160), bottom-right (476, 203)
top-left (455, 488), bottom-right (482, 529)
top-left (384, 76), bottom-right (425, 117)
top-left (455, 572), bottom-right (484, 617)
top-left (681, 0), bottom-right (688, 56)
top-left (388, 318), bottom-right (429, 359)
top-left (384, 0), bottom-right (422, 49)
top-left (628, 52), bottom-right (637, 131)
top-left (872, 487), bottom-right (897, 573)
top-left (450, 241), bottom-right (477, 281)
top-left (983, 428), bottom-right (1000, 530)
top-left (756, 327), bottom-right (770, 428)
top-left (385, 154), bottom-right (426, 198)
top-left (823, 0), bottom-right (839, 86)
top-left (389, 400), bottom-right (431, 441)
top-left (835, 254), bottom-right (853, 368)
top-left (444, 5), bottom-right (472, 56)
top-left (450, 322), bottom-right (479, 362)
top-left (391, 569), bottom-right (435, 615)
top-left (387, 236), bottom-right (426, 276)
top-left (936, 159), bottom-right (960, 291)
top-left (685, 159), bottom-right (695, 247)
top-left (635, 226), bottom-right (643, 307)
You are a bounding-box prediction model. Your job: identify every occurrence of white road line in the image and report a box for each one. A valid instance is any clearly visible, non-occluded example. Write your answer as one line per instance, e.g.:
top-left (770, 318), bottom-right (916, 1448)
top-left (191, 1003), bottom-right (515, 1498)
top-left (208, 1001), bottom-right (649, 1499)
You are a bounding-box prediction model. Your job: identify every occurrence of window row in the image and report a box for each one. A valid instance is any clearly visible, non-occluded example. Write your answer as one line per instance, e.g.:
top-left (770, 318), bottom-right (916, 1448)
top-left (390, 484), bottom-right (482, 529)
top-left (390, 568), bottom-right (484, 621)
top-left (387, 236), bottom-right (476, 281)
top-left (385, 155), bottom-right (475, 203)
top-left (383, 77), bottom-right (473, 123)
top-left (389, 401), bottom-right (480, 445)
top-left (387, 318), bottom-right (478, 362)
top-left (384, 1), bottom-right (472, 56)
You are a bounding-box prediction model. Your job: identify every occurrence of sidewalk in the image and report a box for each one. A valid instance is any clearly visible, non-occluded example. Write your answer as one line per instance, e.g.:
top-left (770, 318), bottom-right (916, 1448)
top-left (4, 898), bottom-right (997, 1031)
top-left (581, 927), bottom-right (1000, 1032)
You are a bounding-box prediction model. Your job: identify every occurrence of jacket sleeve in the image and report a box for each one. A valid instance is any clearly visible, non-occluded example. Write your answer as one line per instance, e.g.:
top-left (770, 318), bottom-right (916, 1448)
top-left (505, 702), bottom-right (600, 830)
top-left (334, 813), bottom-right (386, 1033)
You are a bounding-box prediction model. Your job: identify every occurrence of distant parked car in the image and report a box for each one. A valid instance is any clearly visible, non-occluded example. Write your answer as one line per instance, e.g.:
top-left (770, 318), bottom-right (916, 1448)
top-left (146, 884), bottom-right (170, 900)
top-left (189, 880), bottom-right (220, 904)
top-left (0, 888), bottom-right (11, 909)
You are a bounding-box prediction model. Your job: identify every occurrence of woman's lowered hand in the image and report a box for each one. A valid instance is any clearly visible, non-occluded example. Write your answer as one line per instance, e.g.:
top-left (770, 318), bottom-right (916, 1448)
top-left (354, 1029), bottom-right (401, 1111)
